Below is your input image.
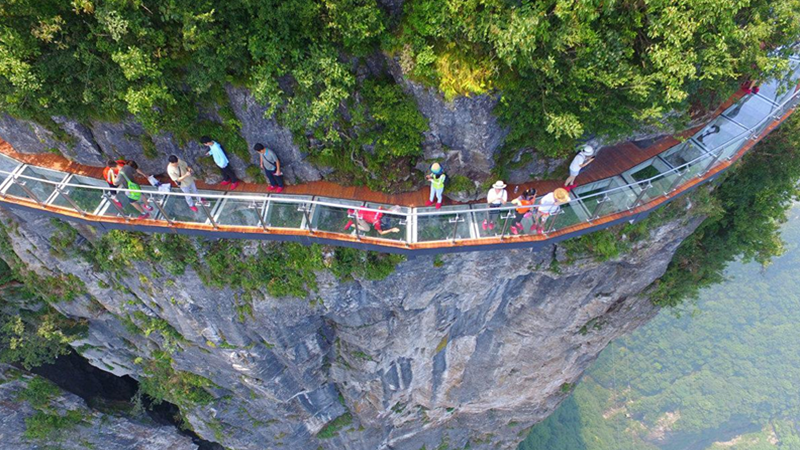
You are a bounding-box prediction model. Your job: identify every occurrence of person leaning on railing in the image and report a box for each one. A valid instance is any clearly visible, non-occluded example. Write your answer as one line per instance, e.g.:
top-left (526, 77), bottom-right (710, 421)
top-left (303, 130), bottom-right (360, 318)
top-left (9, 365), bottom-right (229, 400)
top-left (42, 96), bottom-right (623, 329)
top-left (564, 144), bottom-right (595, 189)
top-left (533, 188), bottom-right (570, 234)
top-left (483, 180), bottom-right (508, 231)
top-left (344, 206), bottom-right (402, 236)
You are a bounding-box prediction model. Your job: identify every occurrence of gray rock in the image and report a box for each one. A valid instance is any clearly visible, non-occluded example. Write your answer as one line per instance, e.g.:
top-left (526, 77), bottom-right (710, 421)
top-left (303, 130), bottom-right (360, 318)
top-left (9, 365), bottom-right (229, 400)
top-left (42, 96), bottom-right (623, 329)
top-left (225, 84), bottom-right (323, 183)
top-left (0, 197), bottom-right (704, 449)
top-left (386, 56), bottom-right (509, 181)
top-left (0, 365), bottom-right (197, 450)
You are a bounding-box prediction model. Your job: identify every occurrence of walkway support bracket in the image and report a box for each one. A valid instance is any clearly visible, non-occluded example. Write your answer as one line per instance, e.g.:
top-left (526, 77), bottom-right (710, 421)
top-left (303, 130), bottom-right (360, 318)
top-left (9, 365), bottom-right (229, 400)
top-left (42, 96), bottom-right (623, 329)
top-left (200, 200), bottom-right (217, 229)
top-left (13, 177), bottom-right (41, 206)
top-left (629, 181), bottom-right (652, 210)
top-left (148, 195), bottom-right (173, 225)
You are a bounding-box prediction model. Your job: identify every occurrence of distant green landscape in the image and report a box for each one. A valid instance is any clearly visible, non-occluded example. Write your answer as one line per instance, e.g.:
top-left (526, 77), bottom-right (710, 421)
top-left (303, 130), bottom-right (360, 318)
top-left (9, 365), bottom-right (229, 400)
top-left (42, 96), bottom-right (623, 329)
top-left (520, 209), bottom-right (800, 450)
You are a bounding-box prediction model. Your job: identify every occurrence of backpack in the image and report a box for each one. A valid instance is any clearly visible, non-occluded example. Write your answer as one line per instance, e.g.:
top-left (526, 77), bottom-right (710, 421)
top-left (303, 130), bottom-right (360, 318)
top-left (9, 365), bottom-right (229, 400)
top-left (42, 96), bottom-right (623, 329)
top-left (119, 170), bottom-right (142, 201)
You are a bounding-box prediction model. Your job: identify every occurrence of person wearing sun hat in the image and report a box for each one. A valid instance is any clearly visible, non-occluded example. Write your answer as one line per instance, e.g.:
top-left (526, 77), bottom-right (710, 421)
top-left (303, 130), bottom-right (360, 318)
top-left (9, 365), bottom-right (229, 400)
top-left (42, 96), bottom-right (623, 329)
top-left (483, 180), bottom-right (508, 231)
top-left (564, 144), bottom-right (596, 189)
top-left (425, 162), bottom-right (446, 209)
top-left (533, 187), bottom-right (570, 234)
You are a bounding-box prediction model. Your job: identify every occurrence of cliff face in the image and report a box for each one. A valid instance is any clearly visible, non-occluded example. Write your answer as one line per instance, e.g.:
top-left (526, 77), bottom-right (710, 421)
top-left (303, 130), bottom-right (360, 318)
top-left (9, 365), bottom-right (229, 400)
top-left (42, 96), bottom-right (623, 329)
top-left (0, 201), bottom-right (703, 449)
top-left (0, 364), bottom-right (197, 449)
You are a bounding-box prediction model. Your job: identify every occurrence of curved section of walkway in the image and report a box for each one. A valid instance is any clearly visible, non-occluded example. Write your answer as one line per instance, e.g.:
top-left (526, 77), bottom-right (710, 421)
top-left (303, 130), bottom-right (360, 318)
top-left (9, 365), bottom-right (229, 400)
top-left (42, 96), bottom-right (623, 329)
top-left (0, 59), bottom-right (798, 255)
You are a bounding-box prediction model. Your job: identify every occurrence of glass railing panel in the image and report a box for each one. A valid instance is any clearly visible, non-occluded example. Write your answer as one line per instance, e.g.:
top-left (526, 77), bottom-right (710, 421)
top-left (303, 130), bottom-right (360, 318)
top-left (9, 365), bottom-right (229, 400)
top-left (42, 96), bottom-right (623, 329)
top-left (417, 205), bottom-right (472, 242)
top-left (547, 198), bottom-right (590, 233)
top-left (265, 195), bottom-right (311, 229)
top-left (639, 170), bottom-right (681, 204)
top-left (716, 134), bottom-right (749, 161)
top-left (99, 185), bottom-right (160, 218)
top-left (573, 176), bottom-right (636, 214)
top-left (772, 89), bottom-right (800, 120)
top-left (51, 175), bottom-right (107, 214)
top-left (597, 184), bottom-right (642, 216)
top-left (474, 204), bottom-right (517, 238)
top-left (661, 139), bottom-right (711, 179)
top-left (362, 202), bottom-right (410, 241)
top-left (756, 59), bottom-right (800, 106)
top-left (0, 154), bottom-right (22, 187)
top-left (693, 116), bottom-right (748, 152)
top-left (3, 166), bottom-right (67, 203)
top-left (722, 94), bottom-right (775, 129)
top-left (311, 198), bottom-right (364, 234)
top-left (215, 196), bottom-right (267, 228)
top-left (153, 189), bottom-right (220, 224)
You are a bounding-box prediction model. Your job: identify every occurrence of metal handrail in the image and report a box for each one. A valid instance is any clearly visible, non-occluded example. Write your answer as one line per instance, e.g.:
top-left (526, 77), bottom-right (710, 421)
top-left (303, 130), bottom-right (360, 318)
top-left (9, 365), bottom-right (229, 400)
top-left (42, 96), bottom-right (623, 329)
top-left (0, 78), bottom-right (797, 246)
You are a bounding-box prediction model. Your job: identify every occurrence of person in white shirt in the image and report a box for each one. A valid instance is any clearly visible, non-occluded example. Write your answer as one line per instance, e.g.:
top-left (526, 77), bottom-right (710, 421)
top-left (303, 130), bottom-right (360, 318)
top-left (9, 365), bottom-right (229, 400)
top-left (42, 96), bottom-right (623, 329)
top-left (534, 188), bottom-right (570, 234)
top-left (482, 180), bottom-right (508, 231)
top-left (564, 144), bottom-right (596, 187)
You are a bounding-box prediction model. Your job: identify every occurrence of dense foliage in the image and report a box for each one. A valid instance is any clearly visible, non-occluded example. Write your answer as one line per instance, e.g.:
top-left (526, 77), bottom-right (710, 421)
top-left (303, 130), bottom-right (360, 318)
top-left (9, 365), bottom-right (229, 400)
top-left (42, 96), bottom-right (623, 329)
top-left (390, 0), bottom-right (800, 156)
top-left (2, 0), bottom-right (799, 187)
top-left (520, 214), bottom-right (800, 450)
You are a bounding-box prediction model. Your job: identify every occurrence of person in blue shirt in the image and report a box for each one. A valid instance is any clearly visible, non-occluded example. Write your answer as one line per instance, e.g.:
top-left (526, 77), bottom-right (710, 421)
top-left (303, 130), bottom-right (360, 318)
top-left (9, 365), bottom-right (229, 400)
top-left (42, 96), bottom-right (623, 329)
top-left (200, 136), bottom-right (239, 190)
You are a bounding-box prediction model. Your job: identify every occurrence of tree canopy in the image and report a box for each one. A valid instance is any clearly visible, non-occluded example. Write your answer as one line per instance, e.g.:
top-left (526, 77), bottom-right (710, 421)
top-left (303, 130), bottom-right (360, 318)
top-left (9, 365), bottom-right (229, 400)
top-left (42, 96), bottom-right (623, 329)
top-left (1, 0), bottom-right (799, 184)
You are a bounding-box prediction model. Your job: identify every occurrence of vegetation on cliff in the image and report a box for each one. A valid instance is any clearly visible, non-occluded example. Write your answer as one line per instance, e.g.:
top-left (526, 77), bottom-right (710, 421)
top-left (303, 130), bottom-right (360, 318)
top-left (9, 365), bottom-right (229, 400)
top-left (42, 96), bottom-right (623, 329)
top-left (520, 208), bottom-right (800, 450)
top-left (1, 0), bottom-right (799, 188)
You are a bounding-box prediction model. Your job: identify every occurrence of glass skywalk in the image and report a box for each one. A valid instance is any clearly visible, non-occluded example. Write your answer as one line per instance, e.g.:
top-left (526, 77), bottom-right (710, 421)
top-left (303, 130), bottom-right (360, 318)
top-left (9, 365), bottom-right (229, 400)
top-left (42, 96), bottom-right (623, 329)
top-left (0, 62), bottom-right (797, 253)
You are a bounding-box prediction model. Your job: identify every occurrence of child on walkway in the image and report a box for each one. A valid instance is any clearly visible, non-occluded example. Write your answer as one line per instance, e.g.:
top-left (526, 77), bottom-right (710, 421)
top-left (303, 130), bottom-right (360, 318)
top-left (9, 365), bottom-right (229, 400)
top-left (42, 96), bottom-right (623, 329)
top-left (510, 188), bottom-right (537, 235)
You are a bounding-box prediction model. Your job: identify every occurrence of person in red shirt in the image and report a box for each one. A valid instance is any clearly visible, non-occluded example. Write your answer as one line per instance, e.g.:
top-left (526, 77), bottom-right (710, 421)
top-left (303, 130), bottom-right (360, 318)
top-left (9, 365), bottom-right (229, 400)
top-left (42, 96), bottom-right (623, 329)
top-left (344, 207), bottom-right (401, 235)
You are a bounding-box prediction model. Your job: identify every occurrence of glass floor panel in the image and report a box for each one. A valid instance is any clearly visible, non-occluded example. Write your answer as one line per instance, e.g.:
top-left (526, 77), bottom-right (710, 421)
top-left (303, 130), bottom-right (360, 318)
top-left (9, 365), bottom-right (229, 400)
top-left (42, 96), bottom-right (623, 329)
top-left (154, 189), bottom-right (219, 224)
top-left (51, 175), bottom-right (108, 214)
top-left (692, 116), bottom-right (748, 154)
top-left (573, 176), bottom-right (635, 216)
top-left (99, 185), bottom-right (160, 218)
top-left (756, 59), bottom-right (800, 107)
top-left (3, 166), bottom-right (67, 203)
top-left (311, 197), bottom-right (364, 234)
top-left (216, 197), bottom-right (267, 228)
top-left (363, 203), bottom-right (410, 241)
top-left (0, 154), bottom-right (22, 187)
top-left (265, 195), bottom-right (311, 229)
top-left (417, 205), bottom-right (472, 242)
top-left (722, 94), bottom-right (775, 129)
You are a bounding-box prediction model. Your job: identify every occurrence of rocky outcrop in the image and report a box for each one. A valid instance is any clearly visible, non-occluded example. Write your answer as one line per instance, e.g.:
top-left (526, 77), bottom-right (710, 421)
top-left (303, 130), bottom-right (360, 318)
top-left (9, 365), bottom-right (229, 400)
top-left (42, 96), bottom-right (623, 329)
top-left (0, 197), bottom-right (703, 449)
top-left (0, 365), bottom-right (197, 450)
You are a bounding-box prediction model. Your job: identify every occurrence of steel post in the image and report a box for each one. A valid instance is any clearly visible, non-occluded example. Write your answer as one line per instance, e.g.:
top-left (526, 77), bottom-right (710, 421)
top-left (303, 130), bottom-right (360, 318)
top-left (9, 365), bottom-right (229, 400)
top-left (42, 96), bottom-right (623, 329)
top-left (55, 187), bottom-right (85, 216)
top-left (148, 195), bottom-right (173, 225)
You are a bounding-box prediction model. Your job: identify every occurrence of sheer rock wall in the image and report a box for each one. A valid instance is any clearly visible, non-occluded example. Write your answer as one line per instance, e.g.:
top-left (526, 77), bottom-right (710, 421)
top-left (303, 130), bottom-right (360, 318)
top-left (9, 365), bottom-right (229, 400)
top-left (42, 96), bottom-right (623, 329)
top-left (0, 203), bottom-right (702, 449)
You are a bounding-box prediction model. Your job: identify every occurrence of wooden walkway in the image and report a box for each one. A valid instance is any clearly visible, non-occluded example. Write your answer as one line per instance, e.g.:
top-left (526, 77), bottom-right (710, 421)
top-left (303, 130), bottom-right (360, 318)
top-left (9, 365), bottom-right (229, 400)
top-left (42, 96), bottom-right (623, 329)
top-left (0, 93), bottom-right (741, 207)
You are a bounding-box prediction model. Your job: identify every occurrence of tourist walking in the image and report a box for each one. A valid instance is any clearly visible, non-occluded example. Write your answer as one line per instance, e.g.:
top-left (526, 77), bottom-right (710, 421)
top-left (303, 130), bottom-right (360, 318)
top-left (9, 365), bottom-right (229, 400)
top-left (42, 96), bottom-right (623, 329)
top-left (112, 160), bottom-right (153, 219)
top-left (253, 143), bottom-right (284, 193)
top-left (483, 180), bottom-right (508, 231)
top-left (425, 163), bottom-right (446, 209)
top-left (510, 188), bottom-right (537, 235)
top-left (534, 188), bottom-right (570, 234)
top-left (564, 144), bottom-right (595, 188)
top-left (200, 136), bottom-right (239, 190)
top-left (167, 155), bottom-right (200, 213)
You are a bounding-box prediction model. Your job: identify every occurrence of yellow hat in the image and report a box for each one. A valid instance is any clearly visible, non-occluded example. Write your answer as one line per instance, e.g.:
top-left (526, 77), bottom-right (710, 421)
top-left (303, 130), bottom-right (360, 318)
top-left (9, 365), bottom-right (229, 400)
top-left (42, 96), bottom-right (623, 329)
top-left (553, 188), bottom-right (570, 203)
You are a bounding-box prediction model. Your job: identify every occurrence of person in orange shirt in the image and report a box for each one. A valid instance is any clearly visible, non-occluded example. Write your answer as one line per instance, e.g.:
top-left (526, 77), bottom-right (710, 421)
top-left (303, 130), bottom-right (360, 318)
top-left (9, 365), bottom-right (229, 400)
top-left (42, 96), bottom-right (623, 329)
top-left (509, 188), bottom-right (536, 235)
top-left (103, 160), bottom-right (127, 209)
